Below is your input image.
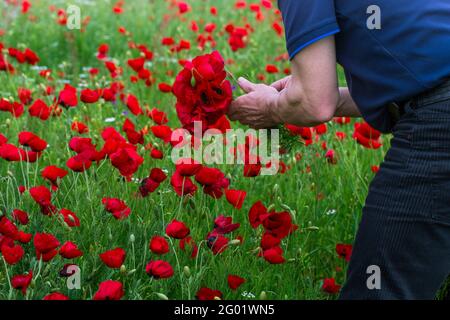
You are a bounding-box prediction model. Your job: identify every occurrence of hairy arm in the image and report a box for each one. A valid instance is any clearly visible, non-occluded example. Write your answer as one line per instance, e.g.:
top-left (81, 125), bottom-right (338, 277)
top-left (271, 36), bottom-right (360, 126)
top-left (228, 36), bottom-right (360, 129)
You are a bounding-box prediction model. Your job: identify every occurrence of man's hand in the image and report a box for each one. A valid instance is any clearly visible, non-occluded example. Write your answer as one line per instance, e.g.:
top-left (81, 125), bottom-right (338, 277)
top-left (228, 77), bottom-right (281, 129)
top-left (228, 36), bottom-right (361, 129)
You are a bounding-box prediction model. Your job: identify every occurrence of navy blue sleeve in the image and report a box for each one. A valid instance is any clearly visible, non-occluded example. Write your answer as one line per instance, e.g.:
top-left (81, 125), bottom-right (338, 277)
top-left (278, 0), bottom-right (340, 59)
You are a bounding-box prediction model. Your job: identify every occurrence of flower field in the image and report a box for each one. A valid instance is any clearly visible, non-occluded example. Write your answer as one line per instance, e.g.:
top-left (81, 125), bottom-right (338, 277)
top-left (0, 0), bottom-right (390, 300)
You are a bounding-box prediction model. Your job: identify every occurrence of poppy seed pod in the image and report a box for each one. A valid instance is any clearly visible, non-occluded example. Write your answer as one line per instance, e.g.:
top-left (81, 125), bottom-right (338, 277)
top-left (183, 266), bottom-right (191, 278)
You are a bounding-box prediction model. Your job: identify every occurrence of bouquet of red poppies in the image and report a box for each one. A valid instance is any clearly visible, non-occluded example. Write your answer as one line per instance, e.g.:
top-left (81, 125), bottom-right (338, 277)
top-left (172, 51), bottom-right (233, 134)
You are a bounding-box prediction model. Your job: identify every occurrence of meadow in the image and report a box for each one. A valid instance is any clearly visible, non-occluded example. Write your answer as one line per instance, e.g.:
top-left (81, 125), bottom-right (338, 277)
top-left (0, 0), bottom-right (397, 300)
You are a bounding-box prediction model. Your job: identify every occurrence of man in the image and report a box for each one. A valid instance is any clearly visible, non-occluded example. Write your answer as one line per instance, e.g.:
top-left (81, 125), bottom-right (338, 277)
top-left (228, 0), bottom-right (450, 299)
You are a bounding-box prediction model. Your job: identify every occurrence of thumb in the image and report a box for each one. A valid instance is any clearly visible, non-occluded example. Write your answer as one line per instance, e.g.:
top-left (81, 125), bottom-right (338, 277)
top-left (238, 77), bottom-right (257, 93)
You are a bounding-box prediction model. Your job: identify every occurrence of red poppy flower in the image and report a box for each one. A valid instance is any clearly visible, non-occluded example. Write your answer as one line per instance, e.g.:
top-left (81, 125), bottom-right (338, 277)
top-left (18, 131), bottom-right (47, 152)
top-left (336, 243), bottom-right (353, 262)
top-left (71, 121), bottom-right (89, 134)
top-left (265, 64), bottom-right (279, 73)
top-left (1, 242), bottom-right (25, 265)
top-left (11, 270), bottom-right (33, 295)
top-left (0, 216), bottom-right (19, 240)
top-left (149, 236), bottom-right (169, 255)
top-left (195, 167), bottom-right (229, 198)
top-left (99, 248), bottom-right (126, 268)
top-left (225, 189), bottom-right (246, 209)
top-left (34, 232), bottom-right (60, 254)
top-left (59, 241), bottom-right (83, 259)
top-left (18, 88), bottom-right (32, 105)
top-left (24, 48), bottom-right (39, 65)
top-left (195, 167), bottom-right (222, 185)
top-left (17, 231), bottom-right (32, 244)
top-left (59, 208), bottom-right (80, 227)
top-left (196, 287), bottom-right (222, 300)
top-left (58, 84), bottom-right (78, 108)
top-left (93, 280), bottom-right (124, 300)
top-left (166, 219), bottom-right (190, 239)
top-left (0, 133), bottom-right (7, 146)
top-left (29, 185), bottom-right (52, 205)
top-left (172, 51), bottom-right (232, 134)
top-left (214, 215), bottom-right (240, 234)
top-left (29, 186), bottom-right (54, 214)
top-left (147, 108), bottom-right (168, 125)
top-left (263, 246), bottom-right (285, 264)
top-left (151, 125), bottom-right (173, 143)
top-left (127, 57), bottom-right (145, 72)
top-left (260, 233), bottom-right (281, 251)
top-left (322, 278), bottom-right (341, 294)
top-left (28, 99), bottom-right (51, 120)
top-left (171, 171), bottom-right (198, 197)
top-left (353, 122), bottom-right (382, 149)
top-left (110, 145), bottom-right (144, 179)
top-left (244, 163), bottom-right (262, 177)
top-left (150, 147), bottom-right (164, 159)
top-left (0, 99), bottom-right (23, 117)
top-left (123, 118), bottom-right (144, 145)
top-left (43, 292), bottom-right (70, 300)
top-left (41, 165), bottom-right (68, 191)
top-left (102, 198), bottom-right (131, 220)
top-left (125, 94), bottom-right (143, 115)
top-left (178, 1), bottom-right (190, 14)
top-left (227, 275), bottom-right (246, 290)
top-left (145, 260), bottom-right (174, 279)
top-left (207, 232), bottom-right (229, 255)
top-left (158, 83), bottom-right (172, 93)
top-left (12, 209), bottom-right (29, 225)
top-left (80, 88), bottom-right (100, 104)
top-left (0, 144), bottom-right (22, 162)
top-left (262, 212), bottom-right (294, 238)
top-left (175, 158), bottom-right (202, 176)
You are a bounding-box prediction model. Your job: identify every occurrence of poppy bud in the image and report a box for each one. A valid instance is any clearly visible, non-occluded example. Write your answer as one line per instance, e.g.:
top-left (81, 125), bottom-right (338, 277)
top-left (259, 291), bottom-right (267, 300)
top-left (183, 266), bottom-right (191, 278)
top-left (120, 265), bottom-right (127, 274)
top-left (128, 269), bottom-right (136, 276)
top-left (213, 296), bottom-right (222, 301)
top-left (156, 293), bottom-right (169, 300)
top-left (267, 204), bottom-right (275, 212)
top-left (129, 234), bottom-right (135, 243)
top-left (305, 226), bottom-right (320, 232)
top-left (229, 239), bottom-right (241, 246)
top-left (5, 119), bottom-right (11, 127)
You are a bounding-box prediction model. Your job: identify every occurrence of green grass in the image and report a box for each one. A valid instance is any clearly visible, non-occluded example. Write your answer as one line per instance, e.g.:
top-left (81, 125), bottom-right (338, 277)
top-left (0, 0), bottom-right (392, 300)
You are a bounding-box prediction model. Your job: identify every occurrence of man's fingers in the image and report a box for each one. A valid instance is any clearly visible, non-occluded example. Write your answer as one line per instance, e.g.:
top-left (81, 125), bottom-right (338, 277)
top-left (228, 95), bottom-right (249, 120)
top-left (238, 77), bottom-right (257, 93)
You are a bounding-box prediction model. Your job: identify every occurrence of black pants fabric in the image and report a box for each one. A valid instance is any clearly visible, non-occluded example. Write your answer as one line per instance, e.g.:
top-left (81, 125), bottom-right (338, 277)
top-left (340, 93), bottom-right (450, 299)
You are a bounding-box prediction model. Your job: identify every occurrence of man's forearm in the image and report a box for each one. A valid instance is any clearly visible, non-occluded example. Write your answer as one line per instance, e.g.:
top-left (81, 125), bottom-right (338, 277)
top-left (335, 87), bottom-right (361, 117)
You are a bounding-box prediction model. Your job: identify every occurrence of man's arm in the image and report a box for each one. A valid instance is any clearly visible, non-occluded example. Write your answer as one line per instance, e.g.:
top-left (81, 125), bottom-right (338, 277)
top-left (271, 35), bottom-right (360, 125)
top-left (228, 36), bottom-right (361, 129)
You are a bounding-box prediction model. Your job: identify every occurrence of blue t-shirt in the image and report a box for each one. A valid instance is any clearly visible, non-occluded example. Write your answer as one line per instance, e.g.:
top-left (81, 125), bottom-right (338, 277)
top-left (278, 0), bottom-right (450, 133)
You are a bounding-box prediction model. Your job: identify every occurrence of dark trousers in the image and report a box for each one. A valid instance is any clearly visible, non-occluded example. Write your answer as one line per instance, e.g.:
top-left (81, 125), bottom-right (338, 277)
top-left (340, 87), bottom-right (450, 300)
